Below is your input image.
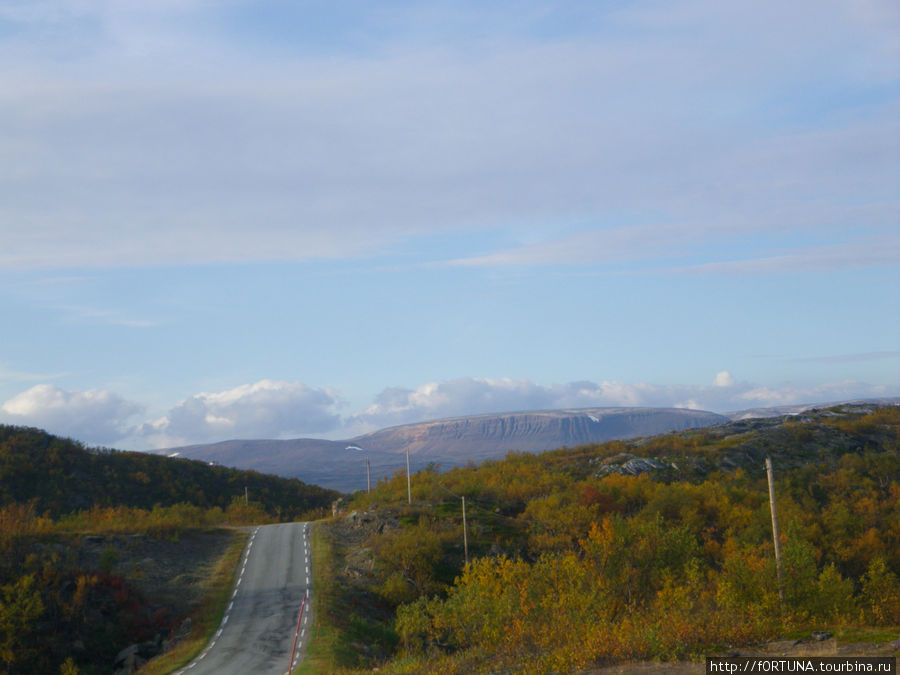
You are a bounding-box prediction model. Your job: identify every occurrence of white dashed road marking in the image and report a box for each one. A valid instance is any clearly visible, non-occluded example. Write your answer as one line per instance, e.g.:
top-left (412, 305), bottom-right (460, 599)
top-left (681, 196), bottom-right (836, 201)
top-left (174, 527), bottom-right (260, 675)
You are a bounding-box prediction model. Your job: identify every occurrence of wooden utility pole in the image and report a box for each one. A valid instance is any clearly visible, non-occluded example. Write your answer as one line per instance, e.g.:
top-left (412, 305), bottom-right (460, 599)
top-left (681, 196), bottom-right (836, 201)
top-left (406, 448), bottom-right (412, 505)
top-left (345, 446), bottom-right (371, 495)
top-left (765, 457), bottom-right (784, 604)
top-left (245, 486), bottom-right (249, 506)
top-left (462, 496), bottom-right (469, 566)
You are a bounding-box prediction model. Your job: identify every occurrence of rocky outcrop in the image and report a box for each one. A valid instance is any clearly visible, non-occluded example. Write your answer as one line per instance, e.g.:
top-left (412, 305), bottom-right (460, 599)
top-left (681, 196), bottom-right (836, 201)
top-left (594, 453), bottom-right (669, 476)
top-left (356, 408), bottom-right (726, 458)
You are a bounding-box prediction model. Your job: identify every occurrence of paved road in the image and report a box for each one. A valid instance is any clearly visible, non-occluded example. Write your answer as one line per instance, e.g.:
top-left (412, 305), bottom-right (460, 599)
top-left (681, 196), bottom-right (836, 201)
top-left (175, 522), bottom-right (312, 675)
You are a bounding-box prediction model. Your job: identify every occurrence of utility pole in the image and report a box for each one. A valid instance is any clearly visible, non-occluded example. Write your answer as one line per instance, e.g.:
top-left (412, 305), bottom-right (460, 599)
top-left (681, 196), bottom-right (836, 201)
top-left (346, 446), bottom-right (370, 495)
top-left (765, 457), bottom-right (784, 604)
top-left (245, 486), bottom-right (249, 506)
top-left (462, 496), bottom-right (469, 566)
top-left (406, 448), bottom-right (412, 505)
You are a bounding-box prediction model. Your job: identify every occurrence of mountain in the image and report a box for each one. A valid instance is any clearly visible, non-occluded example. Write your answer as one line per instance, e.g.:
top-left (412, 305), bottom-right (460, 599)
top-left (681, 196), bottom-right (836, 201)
top-left (354, 407), bottom-right (726, 457)
top-left (163, 407), bottom-right (728, 492)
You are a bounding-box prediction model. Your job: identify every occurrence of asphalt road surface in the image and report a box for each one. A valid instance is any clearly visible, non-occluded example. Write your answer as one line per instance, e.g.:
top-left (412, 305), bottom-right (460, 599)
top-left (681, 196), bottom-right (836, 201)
top-left (174, 522), bottom-right (312, 675)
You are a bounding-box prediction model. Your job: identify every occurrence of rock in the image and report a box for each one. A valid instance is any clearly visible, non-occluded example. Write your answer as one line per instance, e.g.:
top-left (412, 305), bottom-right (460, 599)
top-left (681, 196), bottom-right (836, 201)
top-left (623, 457), bottom-right (665, 474)
top-left (113, 644), bottom-right (147, 673)
top-left (489, 543), bottom-right (507, 557)
top-left (811, 631), bottom-right (833, 642)
top-left (177, 616), bottom-right (192, 638)
top-left (115, 644), bottom-right (139, 663)
top-left (597, 455), bottom-right (666, 476)
top-left (344, 546), bottom-right (375, 579)
top-left (84, 535), bottom-right (106, 544)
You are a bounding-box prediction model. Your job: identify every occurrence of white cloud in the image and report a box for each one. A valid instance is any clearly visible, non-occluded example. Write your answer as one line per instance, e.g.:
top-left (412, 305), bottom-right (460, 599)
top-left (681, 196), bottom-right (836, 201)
top-left (133, 379), bottom-right (343, 447)
top-left (0, 364), bottom-right (70, 383)
top-left (0, 384), bottom-right (142, 444)
top-left (673, 234), bottom-right (900, 276)
top-left (353, 376), bottom-right (677, 429)
top-left (675, 399), bottom-right (701, 410)
top-left (447, 224), bottom-right (690, 267)
top-left (714, 371), bottom-right (735, 387)
top-left (351, 375), bottom-right (895, 430)
top-left (736, 381), bottom-right (891, 408)
top-left (792, 350), bottom-right (900, 364)
top-left (2, 375), bottom-right (895, 449)
top-left (52, 305), bottom-right (161, 328)
top-left (0, 1), bottom-right (896, 271)
top-left (739, 387), bottom-right (799, 406)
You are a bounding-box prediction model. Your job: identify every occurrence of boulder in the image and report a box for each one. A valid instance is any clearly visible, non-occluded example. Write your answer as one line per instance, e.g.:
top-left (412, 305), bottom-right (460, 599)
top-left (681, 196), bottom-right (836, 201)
top-left (113, 644), bottom-right (147, 674)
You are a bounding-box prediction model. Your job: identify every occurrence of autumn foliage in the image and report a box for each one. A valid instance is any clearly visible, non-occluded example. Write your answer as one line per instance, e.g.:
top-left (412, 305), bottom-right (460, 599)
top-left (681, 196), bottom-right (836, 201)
top-left (346, 406), bottom-right (900, 673)
top-left (0, 425), bottom-right (341, 673)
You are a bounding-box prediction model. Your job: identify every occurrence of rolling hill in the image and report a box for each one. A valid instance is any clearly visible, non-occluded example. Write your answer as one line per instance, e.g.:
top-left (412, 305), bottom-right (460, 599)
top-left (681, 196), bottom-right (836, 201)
top-left (0, 425), bottom-right (339, 518)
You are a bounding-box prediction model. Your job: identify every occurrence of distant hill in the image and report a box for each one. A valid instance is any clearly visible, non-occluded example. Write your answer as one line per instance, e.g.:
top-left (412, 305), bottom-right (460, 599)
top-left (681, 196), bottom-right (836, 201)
top-left (0, 425), bottom-right (339, 519)
top-left (164, 407), bottom-right (728, 492)
top-left (725, 397), bottom-right (900, 420)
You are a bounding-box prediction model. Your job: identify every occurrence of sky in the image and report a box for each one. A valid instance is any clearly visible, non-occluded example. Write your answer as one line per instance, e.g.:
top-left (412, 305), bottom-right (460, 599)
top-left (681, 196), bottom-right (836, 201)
top-left (0, 0), bottom-right (898, 451)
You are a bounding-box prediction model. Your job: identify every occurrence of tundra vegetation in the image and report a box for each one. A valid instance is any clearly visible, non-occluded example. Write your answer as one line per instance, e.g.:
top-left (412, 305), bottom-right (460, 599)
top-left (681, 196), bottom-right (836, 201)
top-left (316, 406), bottom-right (899, 673)
top-left (0, 425), bottom-right (338, 674)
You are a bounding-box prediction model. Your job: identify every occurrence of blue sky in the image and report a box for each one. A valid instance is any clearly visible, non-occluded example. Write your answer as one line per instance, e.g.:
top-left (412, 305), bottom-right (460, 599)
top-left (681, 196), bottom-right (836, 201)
top-left (0, 0), bottom-right (898, 450)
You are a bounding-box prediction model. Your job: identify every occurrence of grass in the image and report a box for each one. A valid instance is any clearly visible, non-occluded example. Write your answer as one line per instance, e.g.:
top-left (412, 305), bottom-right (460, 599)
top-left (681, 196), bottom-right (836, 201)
top-left (293, 520), bottom-right (356, 674)
top-left (831, 626), bottom-right (900, 644)
top-left (138, 528), bottom-right (249, 675)
top-left (293, 519), bottom-right (399, 674)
